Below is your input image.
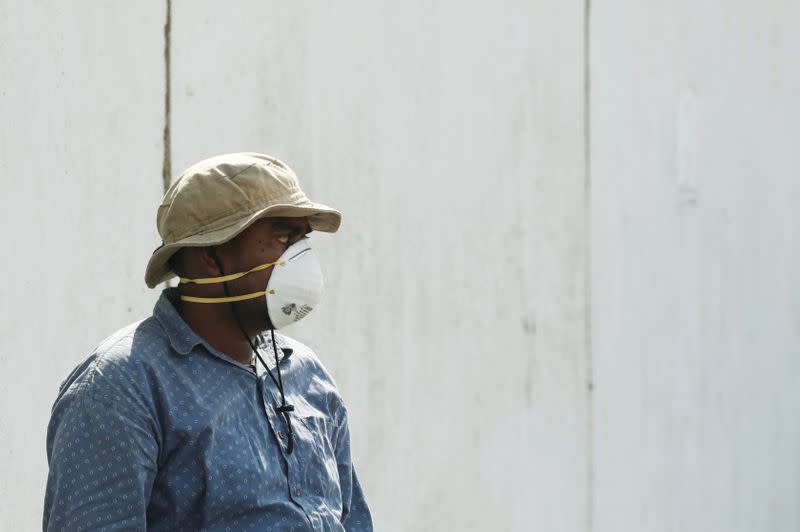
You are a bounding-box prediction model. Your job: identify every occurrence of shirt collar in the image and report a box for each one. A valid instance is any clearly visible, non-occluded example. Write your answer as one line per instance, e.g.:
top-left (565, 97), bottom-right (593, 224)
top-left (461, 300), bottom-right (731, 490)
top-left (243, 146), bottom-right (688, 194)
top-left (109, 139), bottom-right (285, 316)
top-left (153, 287), bottom-right (204, 355)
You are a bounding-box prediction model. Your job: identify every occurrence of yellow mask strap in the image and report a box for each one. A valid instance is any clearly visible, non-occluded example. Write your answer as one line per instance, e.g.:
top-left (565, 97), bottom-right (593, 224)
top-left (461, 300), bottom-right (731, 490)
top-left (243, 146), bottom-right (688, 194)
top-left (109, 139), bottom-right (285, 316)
top-left (180, 289), bottom-right (275, 304)
top-left (178, 259), bottom-right (285, 304)
top-left (178, 259), bottom-right (285, 285)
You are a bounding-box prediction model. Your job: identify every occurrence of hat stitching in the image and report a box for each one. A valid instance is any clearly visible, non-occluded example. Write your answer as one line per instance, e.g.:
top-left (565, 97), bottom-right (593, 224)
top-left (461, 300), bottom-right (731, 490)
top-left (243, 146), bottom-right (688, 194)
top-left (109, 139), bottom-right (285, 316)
top-left (224, 162), bottom-right (259, 180)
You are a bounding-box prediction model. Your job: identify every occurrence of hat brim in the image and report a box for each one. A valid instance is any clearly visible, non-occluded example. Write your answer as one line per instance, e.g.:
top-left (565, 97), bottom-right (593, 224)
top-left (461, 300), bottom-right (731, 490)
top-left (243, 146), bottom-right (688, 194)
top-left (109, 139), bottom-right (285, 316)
top-left (144, 202), bottom-right (341, 288)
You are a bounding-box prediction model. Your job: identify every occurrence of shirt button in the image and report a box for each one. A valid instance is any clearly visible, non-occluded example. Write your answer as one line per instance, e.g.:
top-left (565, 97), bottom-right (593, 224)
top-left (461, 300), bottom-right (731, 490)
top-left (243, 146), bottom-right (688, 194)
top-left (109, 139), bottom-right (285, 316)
top-left (295, 488), bottom-right (302, 496)
top-left (278, 431), bottom-right (286, 439)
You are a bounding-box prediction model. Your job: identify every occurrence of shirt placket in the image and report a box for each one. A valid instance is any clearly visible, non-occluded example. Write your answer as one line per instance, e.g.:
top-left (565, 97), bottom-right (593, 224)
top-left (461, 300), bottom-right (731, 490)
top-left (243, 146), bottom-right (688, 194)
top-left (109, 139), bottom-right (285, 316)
top-left (258, 375), bottom-right (323, 531)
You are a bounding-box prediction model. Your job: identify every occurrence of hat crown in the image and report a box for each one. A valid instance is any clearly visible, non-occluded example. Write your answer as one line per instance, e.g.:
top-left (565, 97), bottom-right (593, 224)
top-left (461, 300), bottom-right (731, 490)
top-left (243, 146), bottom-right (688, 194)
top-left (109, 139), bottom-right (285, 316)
top-left (144, 151), bottom-right (341, 289)
top-left (157, 153), bottom-right (309, 243)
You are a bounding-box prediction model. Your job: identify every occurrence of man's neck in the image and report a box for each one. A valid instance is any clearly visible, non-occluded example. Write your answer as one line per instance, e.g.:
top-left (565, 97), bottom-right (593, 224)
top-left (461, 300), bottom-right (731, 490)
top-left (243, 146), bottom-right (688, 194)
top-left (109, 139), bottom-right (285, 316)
top-left (175, 299), bottom-right (256, 365)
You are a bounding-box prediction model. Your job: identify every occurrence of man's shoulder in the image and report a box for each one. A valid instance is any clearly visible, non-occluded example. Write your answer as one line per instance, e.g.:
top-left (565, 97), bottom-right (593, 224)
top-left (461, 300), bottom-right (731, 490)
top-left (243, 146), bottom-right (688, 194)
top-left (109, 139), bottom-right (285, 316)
top-left (55, 316), bottom-right (171, 407)
top-left (46, 318), bottom-right (171, 464)
top-left (92, 316), bottom-right (168, 362)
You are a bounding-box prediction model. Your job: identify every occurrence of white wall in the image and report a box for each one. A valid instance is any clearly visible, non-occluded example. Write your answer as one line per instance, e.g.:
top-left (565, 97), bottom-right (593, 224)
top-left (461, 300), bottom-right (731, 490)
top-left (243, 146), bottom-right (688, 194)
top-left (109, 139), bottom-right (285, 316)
top-left (0, 1), bottom-right (797, 531)
top-left (0, 3), bottom-right (166, 530)
top-left (591, 2), bottom-right (800, 531)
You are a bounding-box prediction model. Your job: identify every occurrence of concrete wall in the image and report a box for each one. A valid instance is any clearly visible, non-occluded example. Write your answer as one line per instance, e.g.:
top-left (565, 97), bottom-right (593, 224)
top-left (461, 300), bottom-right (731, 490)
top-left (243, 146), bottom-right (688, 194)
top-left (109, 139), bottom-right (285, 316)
top-left (0, 1), bottom-right (797, 531)
top-left (0, 3), bottom-right (166, 530)
top-left (591, 2), bottom-right (800, 531)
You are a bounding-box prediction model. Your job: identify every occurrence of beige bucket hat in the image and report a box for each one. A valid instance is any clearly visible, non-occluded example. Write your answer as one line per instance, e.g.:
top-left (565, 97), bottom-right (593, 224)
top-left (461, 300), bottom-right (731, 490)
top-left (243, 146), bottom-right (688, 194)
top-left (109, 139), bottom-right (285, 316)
top-left (144, 152), bottom-right (341, 288)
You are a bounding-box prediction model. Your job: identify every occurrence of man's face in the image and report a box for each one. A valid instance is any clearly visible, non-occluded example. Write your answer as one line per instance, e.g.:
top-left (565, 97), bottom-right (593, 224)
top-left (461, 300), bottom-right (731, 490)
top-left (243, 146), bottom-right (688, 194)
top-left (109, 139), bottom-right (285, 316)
top-left (214, 216), bottom-right (312, 332)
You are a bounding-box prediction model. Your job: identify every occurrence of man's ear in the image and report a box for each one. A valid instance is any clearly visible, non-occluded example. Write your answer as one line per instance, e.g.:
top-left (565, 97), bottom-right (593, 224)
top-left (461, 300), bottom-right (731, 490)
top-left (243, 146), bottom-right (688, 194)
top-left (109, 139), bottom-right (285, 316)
top-left (204, 246), bottom-right (226, 276)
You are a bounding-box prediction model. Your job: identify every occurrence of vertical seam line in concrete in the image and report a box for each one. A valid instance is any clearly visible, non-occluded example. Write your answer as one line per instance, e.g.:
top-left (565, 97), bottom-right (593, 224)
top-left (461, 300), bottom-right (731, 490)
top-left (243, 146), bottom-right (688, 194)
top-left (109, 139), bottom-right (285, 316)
top-left (162, 0), bottom-right (172, 194)
top-left (161, 0), bottom-right (172, 288)
top-left (583, 0), bottom-right (594, 530)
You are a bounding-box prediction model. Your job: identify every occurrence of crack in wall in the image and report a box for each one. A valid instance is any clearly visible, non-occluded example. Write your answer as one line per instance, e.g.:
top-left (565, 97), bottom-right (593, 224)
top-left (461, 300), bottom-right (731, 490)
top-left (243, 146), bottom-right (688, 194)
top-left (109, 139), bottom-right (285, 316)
top-left (162, 0), bottom-right (172, 194)
top-left (161, 0), bottom-right (172, 288)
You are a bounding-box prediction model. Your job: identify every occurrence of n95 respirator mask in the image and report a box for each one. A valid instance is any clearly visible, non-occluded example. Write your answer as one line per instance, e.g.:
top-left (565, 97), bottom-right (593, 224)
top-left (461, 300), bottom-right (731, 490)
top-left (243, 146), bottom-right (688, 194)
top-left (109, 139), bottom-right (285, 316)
top-left (178, 238), bottom-right (324, 329)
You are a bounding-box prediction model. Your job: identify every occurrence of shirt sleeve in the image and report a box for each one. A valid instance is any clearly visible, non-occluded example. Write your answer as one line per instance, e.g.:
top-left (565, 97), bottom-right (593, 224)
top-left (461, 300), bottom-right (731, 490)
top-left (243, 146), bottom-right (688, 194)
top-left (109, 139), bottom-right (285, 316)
top-left (43, 391), bottom-right (159, 531)
top-left (334, 404), bottom-right (374, 532)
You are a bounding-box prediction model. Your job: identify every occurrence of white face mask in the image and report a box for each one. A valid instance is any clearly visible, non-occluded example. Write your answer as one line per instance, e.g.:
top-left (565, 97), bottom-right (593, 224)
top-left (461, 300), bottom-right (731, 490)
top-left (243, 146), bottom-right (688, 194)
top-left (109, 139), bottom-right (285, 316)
top-left (178, 238), bottom-right (324, 329)
top-left (264, 239), bottom-right (324, 329)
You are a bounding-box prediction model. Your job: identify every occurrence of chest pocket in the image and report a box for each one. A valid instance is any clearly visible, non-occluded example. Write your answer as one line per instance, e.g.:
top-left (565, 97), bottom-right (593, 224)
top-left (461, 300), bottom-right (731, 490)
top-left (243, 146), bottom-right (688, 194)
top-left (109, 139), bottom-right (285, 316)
top-left (291, 403), bottom-right (342, 509)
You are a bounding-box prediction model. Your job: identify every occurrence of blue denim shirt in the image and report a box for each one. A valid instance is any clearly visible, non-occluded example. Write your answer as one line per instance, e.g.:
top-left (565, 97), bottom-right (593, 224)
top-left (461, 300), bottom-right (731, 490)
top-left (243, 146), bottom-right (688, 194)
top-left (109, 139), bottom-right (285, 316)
top-left (44, 288), bottom-right (373, 531)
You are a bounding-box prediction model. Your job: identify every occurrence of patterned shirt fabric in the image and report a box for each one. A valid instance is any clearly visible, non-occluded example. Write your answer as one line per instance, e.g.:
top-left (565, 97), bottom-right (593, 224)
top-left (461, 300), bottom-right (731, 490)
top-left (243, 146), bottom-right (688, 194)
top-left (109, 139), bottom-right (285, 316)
top-left (44, 287), bottom-right (373, 531)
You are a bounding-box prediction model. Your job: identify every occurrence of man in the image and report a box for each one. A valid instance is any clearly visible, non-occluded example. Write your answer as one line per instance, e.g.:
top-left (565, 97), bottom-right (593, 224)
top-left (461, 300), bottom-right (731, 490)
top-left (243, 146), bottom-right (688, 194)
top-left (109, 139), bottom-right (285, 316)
top-left (43, 153), bottom-right (374, 531)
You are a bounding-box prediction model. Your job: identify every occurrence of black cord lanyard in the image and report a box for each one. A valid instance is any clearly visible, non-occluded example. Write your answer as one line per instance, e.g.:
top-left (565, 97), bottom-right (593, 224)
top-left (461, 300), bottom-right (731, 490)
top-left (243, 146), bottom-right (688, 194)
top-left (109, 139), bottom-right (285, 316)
top-left (210, 250), bottom-right (295, 454)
